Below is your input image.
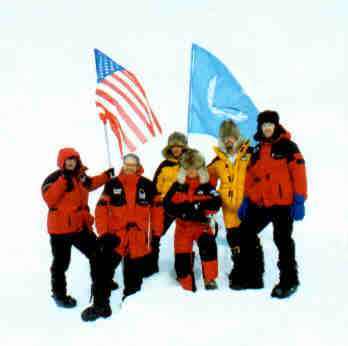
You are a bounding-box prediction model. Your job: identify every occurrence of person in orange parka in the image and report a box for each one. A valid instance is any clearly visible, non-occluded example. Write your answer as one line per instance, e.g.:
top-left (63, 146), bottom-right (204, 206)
top-left (81, 153), bottom-right (163, 321)
top-left (41, 148), bottom-right (114, 308)
top-left (237, 110), bottom-right (307, 299)
top-left (164, 149), bottom-right (222, 291)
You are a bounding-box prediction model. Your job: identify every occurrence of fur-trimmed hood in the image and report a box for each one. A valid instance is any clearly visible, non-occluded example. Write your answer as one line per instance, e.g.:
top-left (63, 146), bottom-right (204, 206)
top-left (162, 132), bottom-right (188, 160)
top-left (177, 149), bottom-right (209, 184)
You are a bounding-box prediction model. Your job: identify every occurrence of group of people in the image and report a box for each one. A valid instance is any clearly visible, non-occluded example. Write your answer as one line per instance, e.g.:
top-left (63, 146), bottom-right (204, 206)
top-left (41, 110), bottom-right (307, 322)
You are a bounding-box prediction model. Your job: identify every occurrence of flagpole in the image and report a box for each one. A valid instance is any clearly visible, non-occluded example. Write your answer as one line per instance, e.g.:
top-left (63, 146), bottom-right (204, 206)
top-left (103, 122), bottom-right (113, 170)
top-left (186, 44), bottom-right (195, 136)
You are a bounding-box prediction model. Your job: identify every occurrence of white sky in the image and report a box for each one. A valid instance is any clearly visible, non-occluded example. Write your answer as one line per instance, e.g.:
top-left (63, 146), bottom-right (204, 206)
top-left (1, 0), bottom-right (347, 229)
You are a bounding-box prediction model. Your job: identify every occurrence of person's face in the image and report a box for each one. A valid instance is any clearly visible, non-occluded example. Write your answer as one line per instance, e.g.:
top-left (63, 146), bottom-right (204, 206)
top-left (186, 167), bottom-right (199, 179)
top-left (171, 146), bottom-right (184, 158)
top-left (262, 122), bottom-right (275, 138)
top-left (64, 157), bottom-right (77, 171)
top-left (123, 157), bottom-right (138, 174)
top-left (223, 136), bottom-right (237, 151)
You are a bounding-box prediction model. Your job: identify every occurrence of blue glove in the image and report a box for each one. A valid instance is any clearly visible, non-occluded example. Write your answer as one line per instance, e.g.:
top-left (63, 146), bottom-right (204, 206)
top-left (238, 198), bottom-right (250, 221)
top-left (291, 194), bottom-right (305, 221)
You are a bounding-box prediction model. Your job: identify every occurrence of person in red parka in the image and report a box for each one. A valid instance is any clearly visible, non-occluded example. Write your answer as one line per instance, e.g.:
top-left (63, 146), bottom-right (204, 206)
top-left (41, 148), bottom-right (113, 308)
top-left (164, 149), bottom-right (222, 291)
top-left (81, 153), bottom-right (163, 321)
top-left (236, 110), bottom-right (307, 298)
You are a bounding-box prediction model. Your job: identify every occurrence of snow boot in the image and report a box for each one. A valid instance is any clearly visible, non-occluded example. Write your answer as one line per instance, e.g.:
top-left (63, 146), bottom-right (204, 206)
top-left (204, 280), bottom-right (218, 290)
top-left (271, 266), bottom-right (299, 299)
top-left (81, 303), bottom-right (112, 322)
top-left (81, 281), bottom-right (112, 322)
top-left (52, 294), bottom-right (77, 308)
top-left (271, 283), bottom-right (298, 299)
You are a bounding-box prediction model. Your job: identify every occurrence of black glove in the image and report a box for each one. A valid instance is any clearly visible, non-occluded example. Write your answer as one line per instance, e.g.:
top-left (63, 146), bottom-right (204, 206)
top-left (180, 202), bottom-right (207, 223)
top-left (99, 233), bottom-right (120, 253)
top-left (62, 170), bottom-right (74, 192)
top-left (78, 172), bottom-right (92, 189)
top-left (105, 168), bottom-right (115, 178)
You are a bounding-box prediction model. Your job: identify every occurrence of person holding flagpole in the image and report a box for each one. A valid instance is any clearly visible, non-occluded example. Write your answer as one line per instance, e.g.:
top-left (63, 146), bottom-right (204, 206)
top-left (41, 148), bottom-right (114, 309)
top-left (207, 119), bottom-right (254, 289)
top-left (81, 153), bottom-right (163, 321)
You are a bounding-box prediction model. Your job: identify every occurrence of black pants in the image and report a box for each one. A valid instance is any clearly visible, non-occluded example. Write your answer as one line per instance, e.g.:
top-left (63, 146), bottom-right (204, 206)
top-left (49, 228), bottom-right (98, 298)
top-left (240, 204), bottom-right (298, 284)
top-left (123, 256), bottom-right (144, 298)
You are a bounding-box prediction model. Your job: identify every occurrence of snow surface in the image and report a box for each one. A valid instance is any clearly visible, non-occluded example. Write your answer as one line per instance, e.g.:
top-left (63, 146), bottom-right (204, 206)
top-left (1, 1), bottom-right (347, 345)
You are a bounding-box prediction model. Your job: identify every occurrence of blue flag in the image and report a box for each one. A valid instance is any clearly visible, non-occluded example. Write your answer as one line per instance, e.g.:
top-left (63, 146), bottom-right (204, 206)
top-left (187, 44), bottom-right (258, 140)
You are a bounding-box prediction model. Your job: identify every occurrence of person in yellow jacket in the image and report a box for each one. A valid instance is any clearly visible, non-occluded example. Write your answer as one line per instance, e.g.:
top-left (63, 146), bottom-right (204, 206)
top-left (142, 132), bottom-right (189, 277)
top-left (208, 120), bottom-right (252, 288)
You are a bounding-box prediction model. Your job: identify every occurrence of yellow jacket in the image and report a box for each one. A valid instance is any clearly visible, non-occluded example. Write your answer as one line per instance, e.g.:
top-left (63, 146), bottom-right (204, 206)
top-left (208, 141), bottom-right (251, 228)
top-left (153, 158), bottom-right (180, 199)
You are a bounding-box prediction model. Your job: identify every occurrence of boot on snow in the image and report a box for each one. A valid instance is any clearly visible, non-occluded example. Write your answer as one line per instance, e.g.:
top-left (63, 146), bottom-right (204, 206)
top-left (271, 282), bottom-right (298, 299)
top-left (204, 280), bottom-right (218, 290)
top-left (52, 294), bottom-right (77, 308)
top-left (81, 303), bottom-right (112, 322)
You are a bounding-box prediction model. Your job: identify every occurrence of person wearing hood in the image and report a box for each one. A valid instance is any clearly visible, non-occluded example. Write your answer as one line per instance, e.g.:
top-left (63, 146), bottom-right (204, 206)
top-left (207, 119), bottom-right (252, 289)
top-left (164, 149), bottom-right (222, 291)
top-left (142, 132), bottom-right (189, 277)
top-left (41, 148), bottom-right (114, 309)
top-left (81, 154), bottom-right (162, 321)
top-left (237, 110), bottom-right (307, 298)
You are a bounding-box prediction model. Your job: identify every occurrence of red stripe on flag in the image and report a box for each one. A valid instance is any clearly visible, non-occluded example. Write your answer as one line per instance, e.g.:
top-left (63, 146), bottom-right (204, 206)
top-left (122, 70), bottom-right (162, 134)
top-left (96, 88), bottom-right (147, 144)
top-left (111, 74), bottom-right (149, 118)
top-left (102, 79), bottom-right (155, 136)
top-left (96, 101), bottom-right (137, 154)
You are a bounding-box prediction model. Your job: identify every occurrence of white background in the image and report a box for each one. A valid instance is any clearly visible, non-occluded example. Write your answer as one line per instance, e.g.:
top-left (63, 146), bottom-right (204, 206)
top-left (1, 1), bottom-right (347, 345)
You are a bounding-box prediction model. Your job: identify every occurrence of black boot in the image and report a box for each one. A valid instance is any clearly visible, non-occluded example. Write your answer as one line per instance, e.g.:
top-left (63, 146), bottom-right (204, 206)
top-left (52, 294), bottom-right (77, 308)
top-left (271, 265), bottom-right (299, 299)
top-left (81, 286), bottom-right (112, 322)
top-left (51, 275), bottom-right (77, 308)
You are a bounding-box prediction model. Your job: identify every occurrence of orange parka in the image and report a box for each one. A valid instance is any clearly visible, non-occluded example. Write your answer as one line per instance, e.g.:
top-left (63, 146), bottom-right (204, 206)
top-left (245, 127), bottom-right (307, 207)
top-left (42, 148), bottom-right (110, 235)
top-left (95, 169), bottom-right (163, 259)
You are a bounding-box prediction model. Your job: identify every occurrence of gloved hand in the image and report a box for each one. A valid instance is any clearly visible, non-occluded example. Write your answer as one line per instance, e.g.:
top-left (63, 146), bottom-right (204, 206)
top-left (238, 198), bottom-right (250, 221)
top-left (184, 202), bottom-right (208, 223)
top-left (78, 172), bottom-right (92, 188)
top-left (62, 169), bottom-right (74, 192)
top-left (105, 168), bottom-right (115, 178)
top-left (99, 233), bottom-right (120, 253)
top-left (290, 194), bottom-right (305, 221)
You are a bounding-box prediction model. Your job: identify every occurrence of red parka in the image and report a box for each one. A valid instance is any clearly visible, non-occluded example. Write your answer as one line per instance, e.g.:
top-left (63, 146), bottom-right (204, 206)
top-left (42, 148), bottom-right (110, 235)
top-left (245, 127), bottom-right (307, 207)
top-left (95, 168), bottom-right (163, 259)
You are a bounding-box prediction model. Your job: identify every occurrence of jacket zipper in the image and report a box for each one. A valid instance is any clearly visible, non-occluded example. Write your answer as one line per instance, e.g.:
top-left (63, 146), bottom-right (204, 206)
top-left (278, 185), bottom-right (283, 199)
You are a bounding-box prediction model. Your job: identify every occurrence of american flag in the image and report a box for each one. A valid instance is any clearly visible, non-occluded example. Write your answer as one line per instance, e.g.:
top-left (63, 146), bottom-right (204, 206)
top-left (94, 49), bottom-right (162, 155)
